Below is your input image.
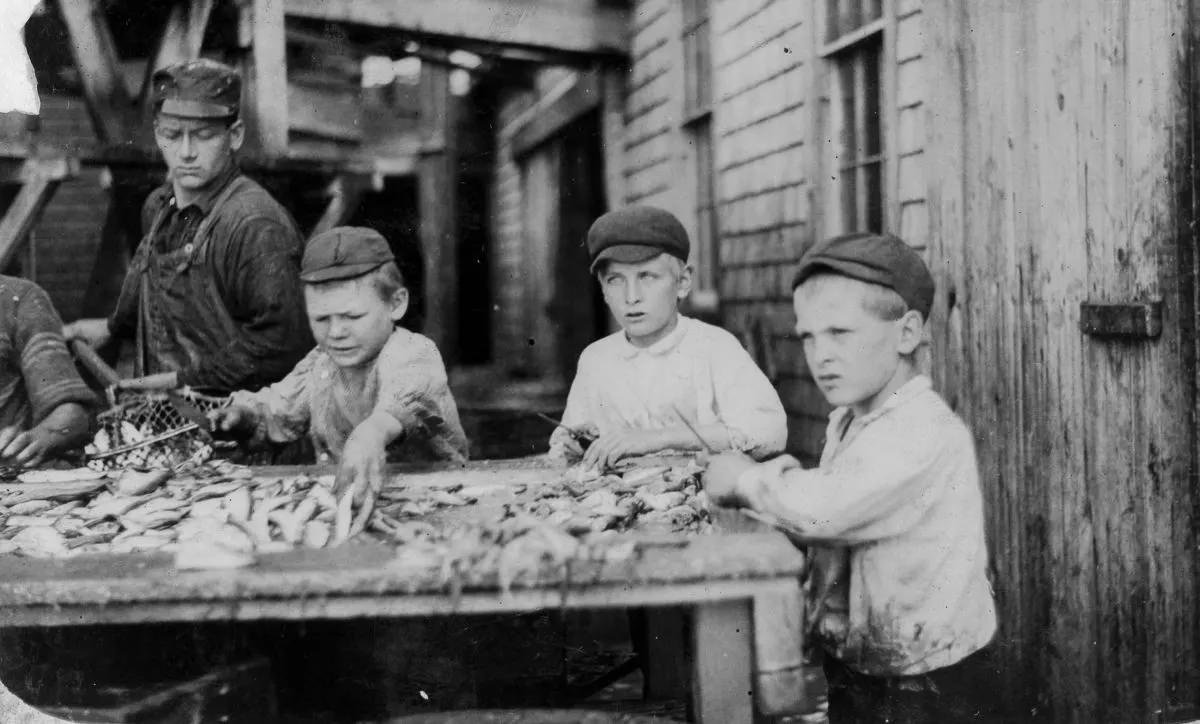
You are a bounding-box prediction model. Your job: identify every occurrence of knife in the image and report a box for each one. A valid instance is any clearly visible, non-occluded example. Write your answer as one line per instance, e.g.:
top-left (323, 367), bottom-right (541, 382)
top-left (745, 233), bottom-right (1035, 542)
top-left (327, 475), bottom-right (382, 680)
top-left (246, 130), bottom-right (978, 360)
top-left (165, 391), bottom-right (213, 438)
top-left (534, 412), bottom-right (596, 448)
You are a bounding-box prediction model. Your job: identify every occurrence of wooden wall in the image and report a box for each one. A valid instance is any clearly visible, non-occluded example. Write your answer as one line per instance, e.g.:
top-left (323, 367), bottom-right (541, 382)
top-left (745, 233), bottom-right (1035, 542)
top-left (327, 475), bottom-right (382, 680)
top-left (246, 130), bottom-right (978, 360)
top-left (924, 0), bottom-right (1200, 719)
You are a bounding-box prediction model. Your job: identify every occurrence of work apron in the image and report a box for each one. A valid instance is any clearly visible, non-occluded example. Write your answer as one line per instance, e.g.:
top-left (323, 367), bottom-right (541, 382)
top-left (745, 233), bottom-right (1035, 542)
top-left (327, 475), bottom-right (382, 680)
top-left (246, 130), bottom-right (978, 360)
top-left (131, 177), bottom-right (250, 391)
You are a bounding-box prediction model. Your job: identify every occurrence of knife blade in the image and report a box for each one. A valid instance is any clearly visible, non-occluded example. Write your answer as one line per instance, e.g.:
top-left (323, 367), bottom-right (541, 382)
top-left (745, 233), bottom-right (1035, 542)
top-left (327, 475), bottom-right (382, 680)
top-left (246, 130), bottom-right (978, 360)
top-left (165, 391), bottom-right (213, 438)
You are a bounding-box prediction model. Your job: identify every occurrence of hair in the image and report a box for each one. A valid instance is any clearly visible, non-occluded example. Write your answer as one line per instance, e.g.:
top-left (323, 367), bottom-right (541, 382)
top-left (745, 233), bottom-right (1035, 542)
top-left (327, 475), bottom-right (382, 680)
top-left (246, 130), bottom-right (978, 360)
top-left (796, 271), bottom-right (910, 321)
top-left (306, 261), bottom-right (406, 302)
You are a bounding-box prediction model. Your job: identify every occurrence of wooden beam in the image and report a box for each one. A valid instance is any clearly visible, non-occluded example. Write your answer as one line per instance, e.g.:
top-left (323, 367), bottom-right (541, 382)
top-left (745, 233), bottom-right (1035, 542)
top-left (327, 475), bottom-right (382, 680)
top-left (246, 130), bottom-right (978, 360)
top-left (57, 0), bottom-right (137, 144)
top-left (308, 174), bottom-right (372, 239)
top-left (510, 69), bottom-right (603, 159)
top-left (288, 80), bottom-right (364, 143)
top-left (417, 62), bottom-right (458, 361)
top-left (238, 0), bottom-right (289, 157)
top-left (142, 0), bottom-right (217, 108)
top-left (600, 64), bottom-right (628, 209)
top-left (285, 0), bottom-right (629, 56)
top-left (0, 159), bottom-right (77, 271)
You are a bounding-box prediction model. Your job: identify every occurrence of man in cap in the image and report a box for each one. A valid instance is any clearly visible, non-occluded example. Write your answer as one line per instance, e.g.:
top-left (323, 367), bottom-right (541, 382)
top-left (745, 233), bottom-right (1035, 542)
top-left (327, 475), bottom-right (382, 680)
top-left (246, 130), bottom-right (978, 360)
top-left (65, 59), bottom-right (311, 394)
top-left (548, 204), bottom-right (786, 470)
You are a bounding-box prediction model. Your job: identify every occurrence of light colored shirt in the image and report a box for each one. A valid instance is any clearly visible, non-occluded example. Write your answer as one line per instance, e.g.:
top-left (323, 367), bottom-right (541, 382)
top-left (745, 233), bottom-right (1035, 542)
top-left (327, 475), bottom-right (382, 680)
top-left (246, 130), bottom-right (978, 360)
top-left (735, 375), bottom-right (996, 676)
top-left (550, 316), bottom-right (786, 459)
top-left (231, 327), bottom-right (468, 463)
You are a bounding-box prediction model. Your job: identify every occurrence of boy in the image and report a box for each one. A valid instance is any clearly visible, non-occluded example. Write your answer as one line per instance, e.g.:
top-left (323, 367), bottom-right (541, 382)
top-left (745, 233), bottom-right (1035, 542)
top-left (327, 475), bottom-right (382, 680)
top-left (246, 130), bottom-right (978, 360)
top-left (549, 205), bottom-right (786, 470)
top-left (1, 275), bottom-right (93, 468)
top-left (704, 232), bottom-right (998, 723)
top-left (209, 226), bottom-right (468, 503)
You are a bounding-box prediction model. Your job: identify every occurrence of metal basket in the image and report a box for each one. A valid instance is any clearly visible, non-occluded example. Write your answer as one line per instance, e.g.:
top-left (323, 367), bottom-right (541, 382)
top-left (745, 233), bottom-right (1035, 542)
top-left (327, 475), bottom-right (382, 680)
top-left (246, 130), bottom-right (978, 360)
top-left (85, 389), bottom-right (229, 472)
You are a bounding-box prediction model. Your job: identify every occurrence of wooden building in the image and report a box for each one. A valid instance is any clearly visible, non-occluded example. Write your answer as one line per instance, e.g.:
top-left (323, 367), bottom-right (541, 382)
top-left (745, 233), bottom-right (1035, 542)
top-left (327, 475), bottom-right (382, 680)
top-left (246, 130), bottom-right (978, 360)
top-left (491, 0), bottom-right (1200, 721)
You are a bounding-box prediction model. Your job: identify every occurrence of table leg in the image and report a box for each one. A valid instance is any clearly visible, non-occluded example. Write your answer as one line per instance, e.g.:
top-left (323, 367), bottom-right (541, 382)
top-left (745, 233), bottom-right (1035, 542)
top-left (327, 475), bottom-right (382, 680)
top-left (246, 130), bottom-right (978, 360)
top-left (690, 599), bottom-right (754, 724)
top-left (753, 583), bottom-right (807, 716)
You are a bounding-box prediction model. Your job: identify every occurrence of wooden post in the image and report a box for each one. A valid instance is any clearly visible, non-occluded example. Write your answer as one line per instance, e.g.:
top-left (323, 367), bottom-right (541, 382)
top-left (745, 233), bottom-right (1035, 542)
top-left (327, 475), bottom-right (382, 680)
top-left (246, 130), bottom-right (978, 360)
top-left (690, 599), bottom-right (754, 724)
top-left (417, 61), bottom-right (458, 361)
top-left (142, 0), bottom-right (217, 112)
top-left (599, 63), bottom-right (627, 210)
top-left (752, 585), bottom-right (806, 716)
top-left (0, 158), bottom-right (76, 271)
top-left (237, 0), bottom-right (288, 158)
top-left (308, 174), bottom-right (371, 239)
top-left (57, 0), bottom-right (136, 145)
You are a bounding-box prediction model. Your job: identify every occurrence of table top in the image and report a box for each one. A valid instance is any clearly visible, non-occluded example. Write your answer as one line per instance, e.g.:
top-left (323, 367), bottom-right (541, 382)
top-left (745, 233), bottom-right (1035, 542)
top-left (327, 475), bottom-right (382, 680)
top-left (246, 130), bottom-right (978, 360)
top-left (0, 458), bottom-right (805, 626)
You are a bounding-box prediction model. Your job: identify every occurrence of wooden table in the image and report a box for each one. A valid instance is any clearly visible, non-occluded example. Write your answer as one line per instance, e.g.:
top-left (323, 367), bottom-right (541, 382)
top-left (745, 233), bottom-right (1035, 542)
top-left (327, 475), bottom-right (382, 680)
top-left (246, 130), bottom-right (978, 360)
top-left (0, 460), bottom-right (807, 724)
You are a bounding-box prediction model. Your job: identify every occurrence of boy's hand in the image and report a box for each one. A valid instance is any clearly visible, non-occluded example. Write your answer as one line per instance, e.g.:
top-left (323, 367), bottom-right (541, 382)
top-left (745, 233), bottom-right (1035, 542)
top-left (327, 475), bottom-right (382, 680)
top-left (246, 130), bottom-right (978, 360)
top-left (554, 423), bottom-right (599, 463)
top-left (334, 427), bottom-right (388, 505)
top-left (0, 425), bottom-right (53, 468)
top-left (208, 406), bottom-right (255, 438)
top-left (583, 428), bottom-right (661, 471)
top-left (62, 318), bottom-right (112, 349)
top-left (702, 451), bottom-right (758, 507)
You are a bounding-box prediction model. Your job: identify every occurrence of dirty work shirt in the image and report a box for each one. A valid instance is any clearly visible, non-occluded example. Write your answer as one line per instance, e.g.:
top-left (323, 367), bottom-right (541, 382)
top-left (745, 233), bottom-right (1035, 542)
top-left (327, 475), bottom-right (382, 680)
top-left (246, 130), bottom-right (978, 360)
top-left (230, 327), bottom-right (469, 463)
top-left (107, 164), bottom-right (312, 392)
top-left (0, 276), bottom-right (94, 431)
top-left (734, 375), bottom-right (996, 676)
top-left (549, 315), bottom-right (786, 459)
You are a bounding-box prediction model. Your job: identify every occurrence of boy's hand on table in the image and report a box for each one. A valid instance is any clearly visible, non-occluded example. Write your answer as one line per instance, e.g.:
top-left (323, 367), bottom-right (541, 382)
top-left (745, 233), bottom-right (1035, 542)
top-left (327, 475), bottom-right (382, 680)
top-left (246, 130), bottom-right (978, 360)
top-left (702, 451), bottom-right (758, 507)
top-left (583, 428), bottom-right (663, 471)
top-left (335, 428), bottom-right (387, 505)
top-left (0, 425), bottom-right (53, 468)
top-left (208, 406), bottom-right (256, 437)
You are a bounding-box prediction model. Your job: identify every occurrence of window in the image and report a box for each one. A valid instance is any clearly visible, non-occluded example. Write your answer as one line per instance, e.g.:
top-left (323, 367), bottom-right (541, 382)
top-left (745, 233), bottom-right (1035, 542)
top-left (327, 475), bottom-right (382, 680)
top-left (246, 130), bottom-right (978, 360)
top-left (682, 0), bottom-right (719, 312)
top-left (821, 0), bottom-right (885, 235)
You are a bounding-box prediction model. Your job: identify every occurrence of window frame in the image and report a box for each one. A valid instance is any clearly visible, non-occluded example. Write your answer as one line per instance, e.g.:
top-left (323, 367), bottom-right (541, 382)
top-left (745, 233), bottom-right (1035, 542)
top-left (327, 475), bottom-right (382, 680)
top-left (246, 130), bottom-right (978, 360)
top-left (680, 0), bottom-right (720, 313)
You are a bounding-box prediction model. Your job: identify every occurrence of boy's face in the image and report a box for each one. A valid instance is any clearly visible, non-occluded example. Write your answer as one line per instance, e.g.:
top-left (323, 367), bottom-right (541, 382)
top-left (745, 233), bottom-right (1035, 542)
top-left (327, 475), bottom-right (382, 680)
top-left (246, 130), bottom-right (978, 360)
top-left (153, 114), bottom-right (243, 193)
top-left (598, 253), bottom-right (691, 348)
top-left (793, 275), bottom-right (922, 416)
top-left (304, 278), bottom-right (408, 368)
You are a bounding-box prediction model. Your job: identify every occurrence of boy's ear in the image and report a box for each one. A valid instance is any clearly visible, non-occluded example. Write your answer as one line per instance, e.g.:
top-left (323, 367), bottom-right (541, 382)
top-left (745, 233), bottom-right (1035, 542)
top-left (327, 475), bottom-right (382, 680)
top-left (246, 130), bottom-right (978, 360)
top-left (227, 119), bottom-right (246, 153)
top-left (896, 309), bottom-right (925, 355)
top-left (389, 288), bottom-right (410, 322)
top-left (676, 263), bottom-right (694, 299)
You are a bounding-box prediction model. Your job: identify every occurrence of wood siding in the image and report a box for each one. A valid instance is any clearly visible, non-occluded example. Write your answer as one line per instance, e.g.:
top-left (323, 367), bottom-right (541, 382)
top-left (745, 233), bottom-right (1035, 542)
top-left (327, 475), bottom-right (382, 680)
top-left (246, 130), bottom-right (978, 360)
top-left (924, 0), bottom-right (1199, 719)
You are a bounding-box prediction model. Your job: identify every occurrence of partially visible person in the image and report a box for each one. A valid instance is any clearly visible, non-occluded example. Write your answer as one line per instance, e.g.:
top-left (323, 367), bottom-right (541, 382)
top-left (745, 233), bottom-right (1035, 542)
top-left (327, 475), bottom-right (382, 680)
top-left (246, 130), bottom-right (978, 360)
top-left (63, 59), bottom-right (311, 395)
top-left (209, 226), bottom-right (468, 503)
top-left (704, 232), bottom-right (999, 723)
top-left (548, 205), bottom-right (786, 470)
top-left (0, 275), bottom-right (92, 468)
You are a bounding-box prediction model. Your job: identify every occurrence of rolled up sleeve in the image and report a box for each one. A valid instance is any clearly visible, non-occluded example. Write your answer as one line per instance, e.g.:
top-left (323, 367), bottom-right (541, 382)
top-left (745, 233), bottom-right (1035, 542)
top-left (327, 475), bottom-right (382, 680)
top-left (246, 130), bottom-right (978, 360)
top-left (229, 348), bottom-right (316, 444)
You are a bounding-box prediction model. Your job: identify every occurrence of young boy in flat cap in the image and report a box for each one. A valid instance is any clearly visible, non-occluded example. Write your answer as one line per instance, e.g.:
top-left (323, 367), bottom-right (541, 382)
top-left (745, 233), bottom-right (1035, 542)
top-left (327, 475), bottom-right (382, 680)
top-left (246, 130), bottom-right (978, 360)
top-left (0, 275), bottom-right (93, 468)
top-left (65, 59), bottom-right (311, 395)
top-left (549, 204), bottom-right (786, 469)
top-left (210, 226), bottom-right (468, 503)
top-left (704, 232), bottom-right (998, 723)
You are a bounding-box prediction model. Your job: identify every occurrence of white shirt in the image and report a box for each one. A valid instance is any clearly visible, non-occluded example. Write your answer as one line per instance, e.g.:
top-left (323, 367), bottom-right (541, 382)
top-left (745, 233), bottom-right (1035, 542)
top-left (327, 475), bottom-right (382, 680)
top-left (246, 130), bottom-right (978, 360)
top-left (550, 316), bottom-right (787, 459)
top-left (737, 375), bottom-right (997, 675)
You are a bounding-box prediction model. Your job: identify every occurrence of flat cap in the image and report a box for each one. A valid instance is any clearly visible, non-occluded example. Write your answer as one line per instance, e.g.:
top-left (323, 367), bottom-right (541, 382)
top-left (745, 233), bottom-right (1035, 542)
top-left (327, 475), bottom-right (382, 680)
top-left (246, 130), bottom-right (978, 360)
top-left (792, 232), bottom-right (935, 318)
top-left (301, 226), bottom-right (395, 283)
top-left (151, 59), bottom-right (241, 119)
top-left (586, 205), bottom-right (690, 273)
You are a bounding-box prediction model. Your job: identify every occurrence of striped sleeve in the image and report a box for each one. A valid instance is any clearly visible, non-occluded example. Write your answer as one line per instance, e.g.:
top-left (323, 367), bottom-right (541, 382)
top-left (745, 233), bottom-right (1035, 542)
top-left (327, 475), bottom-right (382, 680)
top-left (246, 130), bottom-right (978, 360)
top-left (15, 285), bottom-right (95, 423)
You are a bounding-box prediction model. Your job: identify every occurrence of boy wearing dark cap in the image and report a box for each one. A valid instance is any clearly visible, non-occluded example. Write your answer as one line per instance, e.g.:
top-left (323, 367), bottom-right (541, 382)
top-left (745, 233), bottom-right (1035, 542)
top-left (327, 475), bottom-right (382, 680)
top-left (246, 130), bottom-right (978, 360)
top-left (549, 205), bottom-right (786, 470)
top-left (209, 227), bottom-right (468, 507)
top-left (65, 59), bottom-right (311, 395)
top-left (704, 232), bottom-right (998, 723)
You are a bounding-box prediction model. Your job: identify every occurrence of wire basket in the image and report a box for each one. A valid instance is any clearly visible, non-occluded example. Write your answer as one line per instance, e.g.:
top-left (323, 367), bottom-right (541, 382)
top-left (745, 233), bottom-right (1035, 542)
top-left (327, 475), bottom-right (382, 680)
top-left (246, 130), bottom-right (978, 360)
top-left (84, 389), bottom-right (230, 472)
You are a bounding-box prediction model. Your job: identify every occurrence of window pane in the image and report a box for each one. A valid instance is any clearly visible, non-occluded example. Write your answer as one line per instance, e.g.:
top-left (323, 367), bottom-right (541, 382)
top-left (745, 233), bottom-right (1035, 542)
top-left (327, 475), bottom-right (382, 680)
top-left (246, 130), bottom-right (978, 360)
top-left (839, 62), bottom-right (856, 164)
top-left (865, 161), bottom-right (883, 232)
top-left (863, 0), bottom-right (883, 23)
top-left (841, 164), bottom-right (858, 232)
top-left (864, 45), bottom-right (882, 156)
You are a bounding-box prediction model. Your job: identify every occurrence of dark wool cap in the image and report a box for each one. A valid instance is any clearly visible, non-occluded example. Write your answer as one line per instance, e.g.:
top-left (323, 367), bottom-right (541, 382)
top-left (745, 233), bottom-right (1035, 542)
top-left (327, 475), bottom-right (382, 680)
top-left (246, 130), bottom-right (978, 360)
top-left (152, 59), bottom-right (241, 119)
top-left (792, 232), bottom-right (935, 318)
top-left (586, 205), bottom-right (690, 273)
top-left (301, 227), bottom-right (395, 283)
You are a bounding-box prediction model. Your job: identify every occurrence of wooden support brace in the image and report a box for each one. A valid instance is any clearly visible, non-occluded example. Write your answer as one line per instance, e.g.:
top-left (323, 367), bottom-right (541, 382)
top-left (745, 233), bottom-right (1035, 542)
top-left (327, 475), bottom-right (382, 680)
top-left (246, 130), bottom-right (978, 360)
top-left (238, 0), bottom-right (289, 158)
top-left (308, 174), bottom-right (374, 239)
top-left (417, 62), bottom-right (458, 361)
top-left (0, 158), bottom-right (77, 271)
top-left (752, 583), bottom-right (807, 716)
top-left (142, 0), bottom-right (218, 109)
top-left (57, 0), bottom-right (137, 145)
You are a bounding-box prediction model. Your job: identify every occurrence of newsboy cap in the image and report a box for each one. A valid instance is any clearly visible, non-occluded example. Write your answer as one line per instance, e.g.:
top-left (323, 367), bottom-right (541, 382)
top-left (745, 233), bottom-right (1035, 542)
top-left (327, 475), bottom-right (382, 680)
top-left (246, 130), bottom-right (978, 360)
top-left (151, 59), bottom-right (241, 119)
top-left (792, 232), bottom-right (935, 318)
top-left (301, 227), bottom-right (395, 283)
top-left (586, 205), bottom-right (690, 273)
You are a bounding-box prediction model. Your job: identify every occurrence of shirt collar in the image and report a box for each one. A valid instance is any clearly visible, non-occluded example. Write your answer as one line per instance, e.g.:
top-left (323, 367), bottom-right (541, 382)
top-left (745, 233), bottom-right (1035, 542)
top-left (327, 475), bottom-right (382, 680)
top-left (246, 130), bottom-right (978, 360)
top-left (827, 374), bottom-right (933, 427)
top-left (618, 315), bottom-right (691, 360)
top-left (171, 162), bottom-right (239, 215)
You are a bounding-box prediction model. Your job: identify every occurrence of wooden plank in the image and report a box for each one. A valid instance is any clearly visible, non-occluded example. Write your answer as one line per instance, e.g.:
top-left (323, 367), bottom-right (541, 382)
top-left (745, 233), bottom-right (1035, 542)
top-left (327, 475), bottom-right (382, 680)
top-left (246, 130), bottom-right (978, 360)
top-left (510, 70), bottom-right (603, 159)
top-left (56, 0), bottom-right (137, 144)
top-left (240, 0), bottom-right (289, 157)
top-left (288, 80), bottom-right (364, 142)
top-left (752, 584), bottom-right (806, 716)
top-left (417, 62), bottom-right (458, 362)
top-left (600, 65), bottom-right (628, 207)
top-left (690, 599), bottom-right (754, 724)
top-left (0, 161), bottom-right (73, 270)
top-left (285, 0), bottom-right (630, 56)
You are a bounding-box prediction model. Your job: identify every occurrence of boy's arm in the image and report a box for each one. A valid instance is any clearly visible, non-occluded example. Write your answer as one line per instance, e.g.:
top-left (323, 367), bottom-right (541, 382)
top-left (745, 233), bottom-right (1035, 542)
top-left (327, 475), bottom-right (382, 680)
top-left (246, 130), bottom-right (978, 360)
top-left (224, 348), bottom-right (317, 444)
top-left (0, 402), bottom-right (90, 467)
top-left (548, 354), bottom-right (597, 460)
top-left (373, 334), bottom-right (465, 454)
top-left (725, 431), bottom-right (945, 545)
top-left (708, 333), bottom-right (788, 459)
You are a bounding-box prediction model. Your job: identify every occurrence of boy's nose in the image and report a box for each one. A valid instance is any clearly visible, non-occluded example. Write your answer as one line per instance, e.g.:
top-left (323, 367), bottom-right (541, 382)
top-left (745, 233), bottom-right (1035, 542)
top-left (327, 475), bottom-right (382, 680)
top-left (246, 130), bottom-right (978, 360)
top-left (624, 280), bottom-right (642, 304)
